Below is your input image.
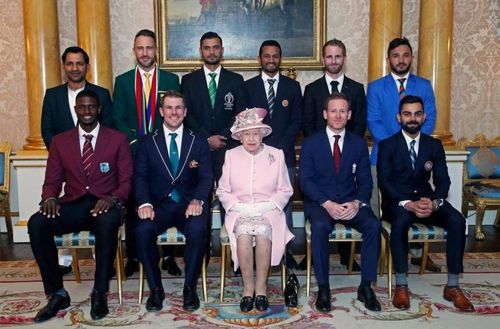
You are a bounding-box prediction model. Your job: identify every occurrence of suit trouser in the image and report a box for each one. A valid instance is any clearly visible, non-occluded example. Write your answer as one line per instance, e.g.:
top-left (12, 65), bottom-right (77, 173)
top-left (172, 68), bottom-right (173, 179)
top-left (28, 194), bottom-right (121, 295)
top-left (309, 206), bottom-right (381, 285)
top-left (134, 200), bottom-right (208, 290)
top-left (384, 201), bottom-right (466, 274)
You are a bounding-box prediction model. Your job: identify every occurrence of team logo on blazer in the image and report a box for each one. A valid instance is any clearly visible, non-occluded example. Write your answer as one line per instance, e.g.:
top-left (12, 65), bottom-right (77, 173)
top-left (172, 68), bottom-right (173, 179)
top-left (424, 161), bottom-right (433, 171)
top-left (282, 99), bottom-right (289, 107)
top-left (352, 163), bottom-right (357, 174)
top-left (224, 92), bottom-right (234, 110)
top-left (99, 162), bottom-right (110, 173)
top-left (189, 160), bottom-right (199, 168)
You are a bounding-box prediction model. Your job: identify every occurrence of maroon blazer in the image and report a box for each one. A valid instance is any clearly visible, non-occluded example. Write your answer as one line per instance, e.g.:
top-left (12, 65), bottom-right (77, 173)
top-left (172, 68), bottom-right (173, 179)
top-left (42, 126), bottom-right (133, 204)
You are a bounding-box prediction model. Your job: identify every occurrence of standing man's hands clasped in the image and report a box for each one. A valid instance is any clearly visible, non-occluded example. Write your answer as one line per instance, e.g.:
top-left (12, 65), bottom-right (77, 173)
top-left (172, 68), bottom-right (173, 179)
top-left (207, 135), bottom-right (227, 150)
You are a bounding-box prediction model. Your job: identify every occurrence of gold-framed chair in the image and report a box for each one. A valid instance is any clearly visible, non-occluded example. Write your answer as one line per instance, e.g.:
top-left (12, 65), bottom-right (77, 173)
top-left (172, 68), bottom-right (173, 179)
top-left (0, 142), bottom-right (12, 241)
top-left (219, 224), bottom-right (286, 302)
top-left (457, 134), bottom-right (500, 240)
top-left (54, 230), bottom-right (125, 303)
top-left (138, 227), bottom-right (207, 304)
top-left (305, 221), bottom-right (362, 297)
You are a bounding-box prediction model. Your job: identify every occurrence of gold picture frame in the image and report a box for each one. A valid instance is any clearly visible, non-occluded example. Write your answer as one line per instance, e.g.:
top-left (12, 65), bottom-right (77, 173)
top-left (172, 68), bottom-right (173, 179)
top-left (155, 0), bottom-right (326, 71)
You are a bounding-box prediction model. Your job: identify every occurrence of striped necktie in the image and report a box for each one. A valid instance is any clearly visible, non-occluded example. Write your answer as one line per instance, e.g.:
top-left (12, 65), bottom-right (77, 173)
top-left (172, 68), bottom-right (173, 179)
top-left (82, 134), bottom-right (94, 177)
top-left (398, 78), bottom-right (406, 99)
top-left (267, 78), bottom-right (276, 117)
top-left (409, 139), bottom-right (417, 170)
top-left (169, 132), bottom-right (181, 203)
top-left (208, 72), bottom-right (217, 108)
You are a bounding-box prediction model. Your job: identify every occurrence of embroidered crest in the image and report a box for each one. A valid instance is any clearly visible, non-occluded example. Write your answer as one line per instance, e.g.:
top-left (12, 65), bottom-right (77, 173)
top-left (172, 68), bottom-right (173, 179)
top-left (99, 162), bottom-right (110, 173)
top-left (224, 92), bottom-right (234, 110)
top-left (189, 160), bottom-right (199, 168)
top-left (424, 161), bottom-right (433, 171)
top-left (282, 99), bottom-right (289, 107)
top-left (352, 163), bottom-right (357, 174)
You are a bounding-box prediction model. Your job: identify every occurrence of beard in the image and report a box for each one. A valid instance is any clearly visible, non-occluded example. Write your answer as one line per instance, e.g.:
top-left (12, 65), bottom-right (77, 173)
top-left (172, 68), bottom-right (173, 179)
top-left (391, 62), bottom-right (411, 75)
top-left (402, 121), bottom-right (422, 135)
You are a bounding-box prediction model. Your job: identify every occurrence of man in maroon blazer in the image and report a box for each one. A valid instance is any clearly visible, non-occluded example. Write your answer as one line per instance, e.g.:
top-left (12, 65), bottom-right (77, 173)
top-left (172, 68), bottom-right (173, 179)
top-left (28, 89), bottom-right (133, 323)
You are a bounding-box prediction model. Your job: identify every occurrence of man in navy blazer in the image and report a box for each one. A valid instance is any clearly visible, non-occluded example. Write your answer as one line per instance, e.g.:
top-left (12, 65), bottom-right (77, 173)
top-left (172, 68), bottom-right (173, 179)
top-left (29, 90), bottom-right (133, 322)
top-left (243, 40), bottom-right (302, 267)
top-left (181, 31), bottom-right (246, 181)
top-left (300, 92), bottom-right (381, 313)
top-left (377, 95), bottom-right (474, 312)
top-left (41, 46), bottom-right (112, 149)
top-left (133, 91), bottom-right (213, 312)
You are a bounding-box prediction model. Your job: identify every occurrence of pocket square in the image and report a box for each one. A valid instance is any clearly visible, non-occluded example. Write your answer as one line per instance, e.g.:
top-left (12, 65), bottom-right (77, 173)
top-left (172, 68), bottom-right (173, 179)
top-left (189, 160), bottom-right (199, 168)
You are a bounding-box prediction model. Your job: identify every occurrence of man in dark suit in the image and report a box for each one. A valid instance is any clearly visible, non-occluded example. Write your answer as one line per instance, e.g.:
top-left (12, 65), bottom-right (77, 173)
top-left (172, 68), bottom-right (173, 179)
top-left (28, 90), bottom-right (133, 322)
top-left (301, 38), bottom-right (366, 271)
top-left (243, 40), bottom-right (302, 268)
top-left (377, 95), bottom-right (474, 312)
top-left (112, 29), bottom-right (181, 277)
top-left (300, 92), bottom-right (381, 313)
top-left (41, 46), bottom-right (112, 149)
top-left (133, 91), bottom-right (212, 312)
top-left (181, 31), bottom-right (246, 181)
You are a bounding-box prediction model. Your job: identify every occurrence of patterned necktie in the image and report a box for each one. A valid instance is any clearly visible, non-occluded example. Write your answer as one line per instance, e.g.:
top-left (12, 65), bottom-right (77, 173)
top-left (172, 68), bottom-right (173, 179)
top-left (144, 72), bottom-right (151, 106)
top-left (82, 134), bottom-right (94, 177)
top-left (398, 78), bottom-right (406, 99)
top-left (409, 139), bottom-right (417, 170)
top-left (208, 72), bottom-right (217, 109)
top-left (333, 134), bottom-right (341, 175)
top-left (330, 80), bottom-right (339, 94)
top-left (169, 133), bottom-right (181, 202)
top-left (267, 78), bottom-right (276, 117)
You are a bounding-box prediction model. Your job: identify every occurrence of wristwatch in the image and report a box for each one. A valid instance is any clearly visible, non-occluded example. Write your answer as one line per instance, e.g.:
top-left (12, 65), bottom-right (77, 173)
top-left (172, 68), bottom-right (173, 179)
top-left (433, 198), bottom-right (444, 211)
top-left (191, 199), bottom-right (204, 206)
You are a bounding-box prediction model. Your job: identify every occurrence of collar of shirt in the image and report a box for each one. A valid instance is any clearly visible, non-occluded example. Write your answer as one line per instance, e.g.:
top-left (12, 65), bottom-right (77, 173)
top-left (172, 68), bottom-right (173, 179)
top-left (203, 65), bottom-right (221, 88)
top-left (390, 71), bottom-right (410, 90)
top-left (261, 72), bottom-right (280, 94)
top-left (138, 65), bottom-right (156, 85)
top-left (325, 127), bottom-right (346, 153)
top-left (78, 123), bottom-right (100, 154)
top-left (163, 124), bottom-right (184, 155)
top-left (324, 73), bottom-right (344, 93)
top-left (68, 83), bottom-right (86, 126)
top-left (401, 130), bottom-right (421, 155)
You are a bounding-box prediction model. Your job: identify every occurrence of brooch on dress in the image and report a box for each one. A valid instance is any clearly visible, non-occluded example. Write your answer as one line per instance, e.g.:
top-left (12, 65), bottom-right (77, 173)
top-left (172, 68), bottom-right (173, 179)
top-left (268, 153), bottom-right (275, 165)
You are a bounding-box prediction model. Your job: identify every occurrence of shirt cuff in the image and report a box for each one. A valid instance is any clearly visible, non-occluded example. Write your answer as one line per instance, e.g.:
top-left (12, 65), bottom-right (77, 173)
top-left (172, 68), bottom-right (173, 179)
top-left (399, 200), bottom-right (411, 208)
top-left (138, 203), bottom-right (153, 209)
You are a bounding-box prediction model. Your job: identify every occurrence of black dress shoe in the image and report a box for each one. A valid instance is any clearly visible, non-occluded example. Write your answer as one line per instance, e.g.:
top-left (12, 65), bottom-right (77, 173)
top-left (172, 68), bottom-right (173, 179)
top-left (34, 294), bottom-right (71, 323)
top-left (340, 257), bottom-right (362, 272)
top-left (182, 286), bottom-right (200, 312)
top-left (146, 286), bottom-right (165, 312)
top-left (162, 257), bottom-right (182, 276)
top-left (239, 295), bottom-right (254, 313)
top-left (315, 286), bottom-right (331, 313)
top-left (357, 285), bottom-right (381, 312)
top-left (59, 265), bottom-right (72, 276)
top-left (255, 295), bottom-right (269, 311)
top-left (90, 290), bottom-right (109, 320)
top-left (124, 259), bottom-right (139, 278)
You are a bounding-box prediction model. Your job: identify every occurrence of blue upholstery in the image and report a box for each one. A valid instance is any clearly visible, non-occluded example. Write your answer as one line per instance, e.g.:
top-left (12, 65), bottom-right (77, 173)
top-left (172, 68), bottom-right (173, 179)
top-left (305, 222), bottom-right (363, 240)
top-left (54, 231), bottom-right (96, 247)
top-left (157, 227), bottom-right (186, 244)
top-left (465, 181), bottom-right (500, 198)
top-left (381, 221), bottom-right (447, 240)
top-left (465, 146), bottom-right (500, 179)
top-left (0, 153), bottom-right (5, 186)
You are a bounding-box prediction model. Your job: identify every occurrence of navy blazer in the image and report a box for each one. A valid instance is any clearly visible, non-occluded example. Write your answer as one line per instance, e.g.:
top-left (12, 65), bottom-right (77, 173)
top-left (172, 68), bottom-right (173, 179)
top-left (134, 126), bottom-right (213, 207)
top-left (303, 75), bottom-right (366, 137)
top-left (181, 67), bottom-right (246, 143)
top-left (243, 74), bottom-right (302, 167)
top-left (377, 131), bottom-right (451, 210)
top-left (299, 130), bottom-right (372, 217)
top-left (41, 82), bottom-right (113, 149)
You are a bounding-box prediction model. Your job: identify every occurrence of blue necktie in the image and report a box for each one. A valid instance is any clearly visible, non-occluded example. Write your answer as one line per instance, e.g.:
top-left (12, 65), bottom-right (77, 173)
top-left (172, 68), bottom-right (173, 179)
top-left (409, 139), bottom-right (417, 170)
top-left (267, 79), bottom-right (276, 117)
top-left (169, 133), bottom-right (181, 202)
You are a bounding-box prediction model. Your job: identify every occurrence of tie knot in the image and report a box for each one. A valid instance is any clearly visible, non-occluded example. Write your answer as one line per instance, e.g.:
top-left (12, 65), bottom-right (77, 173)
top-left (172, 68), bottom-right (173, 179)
top-left (169, 132), bottom-right (177, 139)
top-left (410, 139), bottom-right (416, 147)
top-left (398, 78), bottom-right (406, 86)
top-left (84, 134), bottom-right (93, 142)
top-left (144, 72), bottom-right (151, 79)
top-left (330, 80), bottom-right (339, 92)
top-left (268, 79), bottom-right (275, 86)
top-left (209, 72), bottom-right (217, 79)
top-left (334, 134), bottom-right (341, 142)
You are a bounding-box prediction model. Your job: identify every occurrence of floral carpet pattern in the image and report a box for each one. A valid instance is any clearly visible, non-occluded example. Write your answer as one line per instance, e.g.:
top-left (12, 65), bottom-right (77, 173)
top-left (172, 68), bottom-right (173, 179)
top-left (0, 253), bottom-right (499, 328)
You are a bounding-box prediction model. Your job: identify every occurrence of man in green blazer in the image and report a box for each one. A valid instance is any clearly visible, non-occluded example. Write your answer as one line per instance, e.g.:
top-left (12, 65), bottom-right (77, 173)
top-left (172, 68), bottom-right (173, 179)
top-left (112, 29), bottom-right (181, 277)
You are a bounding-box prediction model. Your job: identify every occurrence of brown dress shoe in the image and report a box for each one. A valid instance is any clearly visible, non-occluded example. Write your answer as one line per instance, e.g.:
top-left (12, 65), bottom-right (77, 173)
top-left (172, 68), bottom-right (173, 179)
top-left (392, 286), bottom-right (410, 310)
top-left (443, 286), bottom-right (475, 312)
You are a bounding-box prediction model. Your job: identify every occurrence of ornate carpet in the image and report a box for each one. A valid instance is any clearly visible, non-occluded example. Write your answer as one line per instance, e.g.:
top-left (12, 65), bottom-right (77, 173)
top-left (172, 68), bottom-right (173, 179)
top-left (0, 253), bottom-right (499, 328)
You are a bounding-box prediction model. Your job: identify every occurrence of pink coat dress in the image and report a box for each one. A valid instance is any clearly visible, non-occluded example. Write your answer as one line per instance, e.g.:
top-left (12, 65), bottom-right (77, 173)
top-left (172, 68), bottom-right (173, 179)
top-left (217, 144), bottom-right (294, 270)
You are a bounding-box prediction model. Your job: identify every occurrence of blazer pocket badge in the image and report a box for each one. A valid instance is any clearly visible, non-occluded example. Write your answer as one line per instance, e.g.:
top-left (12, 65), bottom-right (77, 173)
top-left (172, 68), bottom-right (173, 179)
top-left (224, 92), bottom-right (234, 110)
top-left (352, 163), bottom-right (357, 174)
top-left (99, 162), bottom-right (110, 173)
top-left (189, 160), bottom-right (199, 168)
top-left (282, 99), bottom-right (289, 107)
top-left (424, 161), bottom-right (433, 171)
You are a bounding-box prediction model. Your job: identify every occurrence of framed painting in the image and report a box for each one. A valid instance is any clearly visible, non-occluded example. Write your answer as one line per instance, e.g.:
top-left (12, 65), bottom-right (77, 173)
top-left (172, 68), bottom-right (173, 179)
top-left (155, 0), bottom-right (326, 71)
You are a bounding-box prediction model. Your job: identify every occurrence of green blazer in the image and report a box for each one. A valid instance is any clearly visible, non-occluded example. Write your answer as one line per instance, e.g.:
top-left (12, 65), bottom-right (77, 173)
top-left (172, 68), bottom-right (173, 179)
top-left (112, 67), bottom-right (180, 153)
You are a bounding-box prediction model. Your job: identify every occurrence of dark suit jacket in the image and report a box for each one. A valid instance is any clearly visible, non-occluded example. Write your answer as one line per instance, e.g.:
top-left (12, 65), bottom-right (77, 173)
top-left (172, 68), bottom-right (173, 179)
top-left (134, 126), bottom-right (213, 207)
top-left (299, 130), bottom-right (372, 217)
top-left (112, 68), bottom-right (180, 151)
top-left (41, 82), bottom-right (113, 148)
top-left (303, 75), bottom-right (366, 137)
top-left (181, 67), bottom-right (246, 141)
top-left (243, 74), bottom-right (302, 168)
top-left (377, 132), bottom-right (450, 211)
top-left (42, 126), bottom-right (133, 204)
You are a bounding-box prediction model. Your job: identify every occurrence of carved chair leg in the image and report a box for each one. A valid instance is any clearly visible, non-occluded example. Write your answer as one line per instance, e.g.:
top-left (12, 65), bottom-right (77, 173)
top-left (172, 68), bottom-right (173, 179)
top-left (475, 202), bottom-right (486, 240)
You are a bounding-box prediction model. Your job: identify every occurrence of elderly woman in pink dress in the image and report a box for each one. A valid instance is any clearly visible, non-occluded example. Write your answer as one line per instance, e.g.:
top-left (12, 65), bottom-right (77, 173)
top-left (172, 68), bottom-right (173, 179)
top-left (217, 108), bottom-right (294, 313)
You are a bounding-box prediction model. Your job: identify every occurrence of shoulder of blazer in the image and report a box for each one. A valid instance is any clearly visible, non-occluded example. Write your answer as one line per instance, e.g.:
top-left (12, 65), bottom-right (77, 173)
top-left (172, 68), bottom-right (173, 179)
top-left (221, 67), bottom-right (243, 81)
top-left (85, 81), bottom-right (109, 94)
top-left (45, 83), bottom-right (67, 95)
top-left (344, 76), bottom-right (364, 89)
top-left (279, 74), bottom-right (300, 88)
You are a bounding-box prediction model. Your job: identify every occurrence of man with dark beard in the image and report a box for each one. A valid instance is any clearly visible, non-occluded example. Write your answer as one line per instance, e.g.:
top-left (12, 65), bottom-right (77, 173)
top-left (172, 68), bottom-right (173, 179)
top-left (243, 40), bottom-right (302, 268)
top-left (377, 95), bottom-right (474, 312)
